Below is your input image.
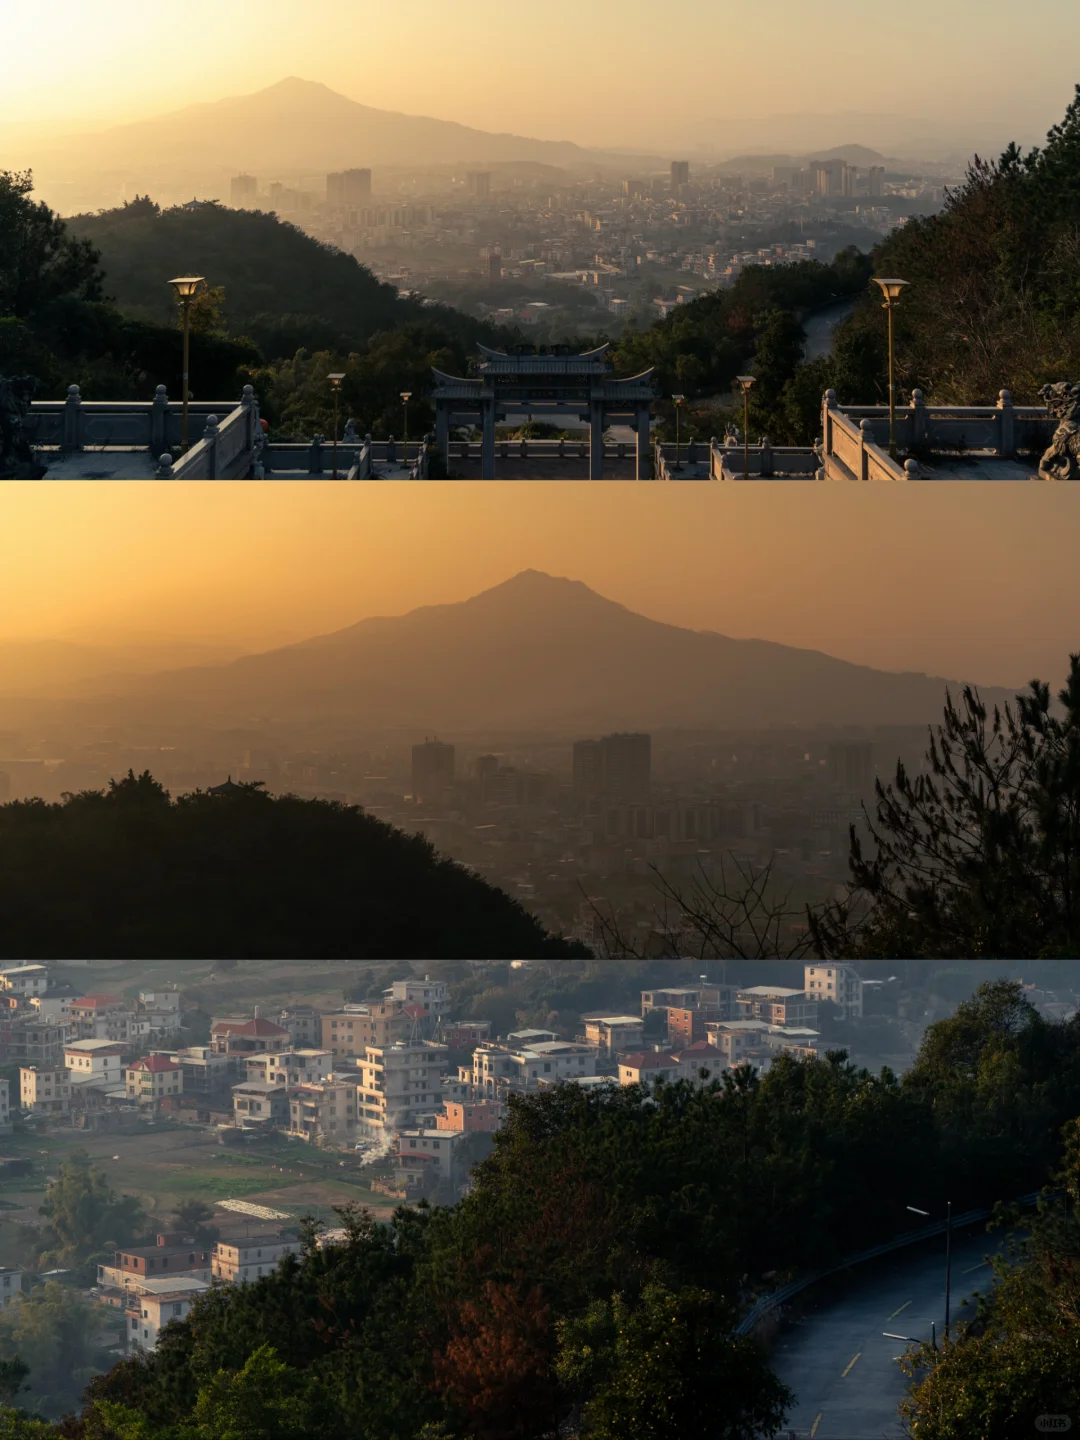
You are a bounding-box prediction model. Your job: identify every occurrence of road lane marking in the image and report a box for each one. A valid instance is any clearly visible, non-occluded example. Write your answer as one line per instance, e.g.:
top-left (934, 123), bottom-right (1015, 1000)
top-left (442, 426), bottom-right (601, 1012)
top-left (810, 1416), bottom-right (822, 1438)
top-left (963, 1261), bottom-right (989, 1274)
top-left (841, 1352), bottom-right (861, 1377)
top-left (887, 1299), bottom-right (911, 1320)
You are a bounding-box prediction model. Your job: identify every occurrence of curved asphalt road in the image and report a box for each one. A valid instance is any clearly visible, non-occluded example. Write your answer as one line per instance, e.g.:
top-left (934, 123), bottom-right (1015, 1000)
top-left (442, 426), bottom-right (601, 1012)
top-left (769, 1226), bottom-right (1007, 1439)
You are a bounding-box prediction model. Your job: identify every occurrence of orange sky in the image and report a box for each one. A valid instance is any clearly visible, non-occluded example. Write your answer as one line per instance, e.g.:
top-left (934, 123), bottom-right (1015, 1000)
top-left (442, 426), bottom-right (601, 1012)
top-left (2, 1), bottom-right (1077, 150)
top-left (0, 482), bottom-right (1075, 690)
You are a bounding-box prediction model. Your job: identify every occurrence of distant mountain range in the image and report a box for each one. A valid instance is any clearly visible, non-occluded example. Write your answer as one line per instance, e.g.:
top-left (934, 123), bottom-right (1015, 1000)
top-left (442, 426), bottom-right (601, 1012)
top-left (22, 77), bottom-right (661, 179)
top-left (30, 571), bottom-right (1019, 733)
top-left (713, 145), bottom-right (891, 173)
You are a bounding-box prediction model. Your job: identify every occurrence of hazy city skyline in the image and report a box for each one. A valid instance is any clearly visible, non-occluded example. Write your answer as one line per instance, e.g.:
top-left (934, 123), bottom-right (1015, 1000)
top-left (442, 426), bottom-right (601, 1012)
top-left (3, 0), bottom-right (1077, 156)
top-left (3, 484), bottom-right (1077, 690)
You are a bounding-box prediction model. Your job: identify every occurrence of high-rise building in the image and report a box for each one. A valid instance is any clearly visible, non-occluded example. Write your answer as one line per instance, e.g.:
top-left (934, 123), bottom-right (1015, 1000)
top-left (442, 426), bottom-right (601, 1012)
top-left (327, 168), bottom-right (372, 208)
top-left (468, 171), bottom-right (492, 197)
top-left (867, 165), bottom-right (886, 197)
top-left (841, 163), bottom-right (856, 197)
top-left (412, 739), bottom-right (455, 802)
top-left (488, 250), bottom-right (502, 281)
top-left (827, 742), bottom-right (874, 796)
top-left (229, 174), bottom-right (258, 207)
top-left (670, 160), bottom-right (690, 190)
top-left (573, 733), bottom-right (651, 805)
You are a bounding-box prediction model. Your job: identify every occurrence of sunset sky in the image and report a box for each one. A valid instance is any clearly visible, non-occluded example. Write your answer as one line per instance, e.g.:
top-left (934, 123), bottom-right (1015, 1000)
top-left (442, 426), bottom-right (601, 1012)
top-left (3, 0), bottom-right (1077, 151)
top-left (2, 483), bottom-right (1076, 691)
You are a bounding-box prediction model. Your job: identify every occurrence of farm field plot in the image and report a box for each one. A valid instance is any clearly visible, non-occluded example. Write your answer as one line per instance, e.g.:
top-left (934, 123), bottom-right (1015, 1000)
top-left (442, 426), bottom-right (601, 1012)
top-left (0, 1124), bottom-right (395, 1265)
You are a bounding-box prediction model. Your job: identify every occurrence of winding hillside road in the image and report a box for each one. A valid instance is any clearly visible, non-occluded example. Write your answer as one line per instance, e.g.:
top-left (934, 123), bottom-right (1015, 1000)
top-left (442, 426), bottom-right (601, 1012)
top-left (770, 1226), bottom-right (1006, 1439)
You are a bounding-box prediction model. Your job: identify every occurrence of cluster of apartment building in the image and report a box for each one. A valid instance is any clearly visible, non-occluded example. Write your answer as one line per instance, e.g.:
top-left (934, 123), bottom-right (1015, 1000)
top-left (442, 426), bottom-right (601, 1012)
top-left (0, 965), bottom-right (186, 1126)
top-left (95, 1229), bottom-right (303, 1352)
top-left (626, 965), bottom-right (864, 1083)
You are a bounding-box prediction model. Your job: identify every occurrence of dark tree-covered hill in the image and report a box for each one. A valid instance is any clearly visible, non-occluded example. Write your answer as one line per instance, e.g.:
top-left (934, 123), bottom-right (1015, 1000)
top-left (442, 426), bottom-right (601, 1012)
top-left (71, 199), bottom-right (404, 347)
top-left (69, 198), bottom-right (509, 364)
top-left (0, 771), bottom-right (585, 960)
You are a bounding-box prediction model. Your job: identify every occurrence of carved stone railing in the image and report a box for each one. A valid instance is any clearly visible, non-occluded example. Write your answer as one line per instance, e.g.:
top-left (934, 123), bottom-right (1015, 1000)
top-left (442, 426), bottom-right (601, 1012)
top-left (710, 439), bottom-right (821, 479)
top-left (821, 387), bottom-right (1056, 480)
top-left (25, 385), bottom-right (260, 468)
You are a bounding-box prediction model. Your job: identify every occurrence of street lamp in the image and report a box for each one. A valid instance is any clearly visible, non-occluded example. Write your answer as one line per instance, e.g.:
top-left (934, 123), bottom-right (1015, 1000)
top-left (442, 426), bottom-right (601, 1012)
top-left (873, 277), bottom-right (910, 459)
top-left (168, 275), bottom-right (205, 453)
top-left (328, 373), bottom-right (346, 479)
top-left (735, 375), bottom-right (755, 478)
top-left (884, 1325), bottom-right (937, 1353)
top-left (671, 394), bottom-right (685, 471)
top-left (400, 391), bottom-right (412, 472)
top-left (908, 1201), bottom-right (952, 1339)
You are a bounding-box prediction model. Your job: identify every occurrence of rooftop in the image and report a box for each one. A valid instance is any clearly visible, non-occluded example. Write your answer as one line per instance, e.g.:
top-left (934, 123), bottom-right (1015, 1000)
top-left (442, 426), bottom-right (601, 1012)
top-left (211, 1017), bottom-right (289, 1038)
top-left (128, 1055), bottom-right (180, 1073)
top-left (619, 1052), bottom-right (679, 1070)
top-left (739, 987), bottom-right (807, 999)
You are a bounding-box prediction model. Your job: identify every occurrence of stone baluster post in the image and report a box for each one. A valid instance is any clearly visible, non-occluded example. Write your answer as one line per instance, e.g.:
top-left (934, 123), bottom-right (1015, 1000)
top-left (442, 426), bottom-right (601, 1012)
top-left (859, 418), bottom-right (873, 481)
top-left (997, 388), bottom-right (1015, 457)
top-left (155, 453), bottom-right (175, 479)
top-left (480, 399), bottom-right (496, 479)
top-left (150, 384), bottom-right (168, 455)
top-left (760, 435), bottom-right (773, 478)
top-left (822, 388), bottom-right (837, 467)
top-left (241, 383), bottom-right (257, 456)
top-left (910, 388), bottom-right (928, 448)
top-left (635, 406), bottom-right (651, 480)
top-left (308, 433), bottom-right (324, 475)
top-left (203, 414), bottom-right (220, 478)
top-left (63, 385), bottom-right (82, 452)
top-left (589, 399), bottom-right (604, 479)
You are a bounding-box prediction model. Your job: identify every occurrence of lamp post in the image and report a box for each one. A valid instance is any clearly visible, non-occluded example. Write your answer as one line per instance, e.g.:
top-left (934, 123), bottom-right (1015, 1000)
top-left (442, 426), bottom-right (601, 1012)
top-left (168, 276), bottom-right (205, 453)
top-left (400, 391), bottom-right (412, 473)
top-left (671, 394), bottom-right (685, 471)
top-left (735, 375), bottom-right (755, 478)
top-left (884, 1325), bottom-right (937, 1353)
top-left (907, 1202), bottom-right (952, 1339)
top-left (873, 277), bottom-right (909, 459)
top-left (327, 373), bottom-right (346, 478)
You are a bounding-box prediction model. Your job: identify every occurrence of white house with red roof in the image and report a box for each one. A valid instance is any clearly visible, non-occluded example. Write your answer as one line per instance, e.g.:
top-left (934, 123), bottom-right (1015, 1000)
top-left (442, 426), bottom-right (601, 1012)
top-left (126, 1055), bottom-right (183, 1108)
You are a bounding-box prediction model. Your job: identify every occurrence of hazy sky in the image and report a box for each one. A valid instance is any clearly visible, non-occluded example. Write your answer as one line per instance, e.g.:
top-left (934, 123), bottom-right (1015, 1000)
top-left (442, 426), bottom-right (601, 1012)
top-left (1, 483), bottom-right (1075, 691)
top-left (3, 0), bottom-right (1078, 151)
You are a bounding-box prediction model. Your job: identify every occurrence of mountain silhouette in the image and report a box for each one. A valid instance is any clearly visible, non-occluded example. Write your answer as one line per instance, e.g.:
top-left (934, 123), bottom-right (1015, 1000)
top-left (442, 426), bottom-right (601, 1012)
top-left (42, 78), bottom-right (653, 175)
top-left (61, 571), bottom-right (1020, 732)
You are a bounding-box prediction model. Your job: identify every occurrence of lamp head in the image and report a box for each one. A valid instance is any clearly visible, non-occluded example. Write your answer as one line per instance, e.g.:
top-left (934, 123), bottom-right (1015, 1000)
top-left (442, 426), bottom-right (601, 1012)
top-left (735, 374), bottom-right (755, 394)
top-left (671, 393), bottom-right (685, 405)
top-left (168, 276), bottom-right (205, 300)
top-left (328, 372), bottom-right (346, 391)
top-left (873, 277), bottom-right (909, 303)
top-left (400, 391), bottom-right (413, 403)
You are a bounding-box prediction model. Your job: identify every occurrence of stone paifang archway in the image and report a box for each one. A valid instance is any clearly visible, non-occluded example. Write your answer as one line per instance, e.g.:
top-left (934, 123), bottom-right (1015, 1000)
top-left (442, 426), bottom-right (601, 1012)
top-left (432, 344), bottom-right (656, 479)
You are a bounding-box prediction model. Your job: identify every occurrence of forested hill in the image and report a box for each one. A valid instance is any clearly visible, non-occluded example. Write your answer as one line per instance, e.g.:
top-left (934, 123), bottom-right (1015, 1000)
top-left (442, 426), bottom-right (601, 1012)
top-left (70, 198), bottom-right (505, 363)
top-left (0, 771), bottom-right (586, 959)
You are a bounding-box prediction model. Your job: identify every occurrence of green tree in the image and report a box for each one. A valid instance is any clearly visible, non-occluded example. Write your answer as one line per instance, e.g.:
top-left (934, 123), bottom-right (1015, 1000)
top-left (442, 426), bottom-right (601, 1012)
top-left (0, 170), bottom-right (103, 321)
top-left (36, 1154), bottom-right (143, 1271)
top-left (555, 1283), bottom-right (791, 1440)
top-left (170, 1201), bottom-right (218, 1244)
top-left (898, 1130), bottom-right (1080, 1437)
top-left (813, 656), bottom-right (1080, 958)
top-left (747, 307), bottom-right (806, 439)
top-left (0, 1281), bottom-right (111, 1417)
